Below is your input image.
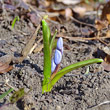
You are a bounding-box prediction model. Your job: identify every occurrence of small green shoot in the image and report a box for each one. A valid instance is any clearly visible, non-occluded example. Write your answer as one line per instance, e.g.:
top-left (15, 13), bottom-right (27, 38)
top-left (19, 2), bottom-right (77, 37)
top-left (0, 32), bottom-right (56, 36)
top-left (42, 18), bottom-right (103, 94)
top-left (11, 16), bottom-right (19, 29)
top-left (10, 88), bottom-right (32, 103)
top-left (0, 88), bottom-right (13, 100)
top-left (10, 88), bottom-right (25, 103)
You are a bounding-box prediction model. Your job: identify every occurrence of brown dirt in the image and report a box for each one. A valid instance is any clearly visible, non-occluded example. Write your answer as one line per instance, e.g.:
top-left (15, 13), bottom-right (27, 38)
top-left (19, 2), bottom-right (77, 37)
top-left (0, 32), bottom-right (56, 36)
top-left (0, 6), bottom-right (110, 110)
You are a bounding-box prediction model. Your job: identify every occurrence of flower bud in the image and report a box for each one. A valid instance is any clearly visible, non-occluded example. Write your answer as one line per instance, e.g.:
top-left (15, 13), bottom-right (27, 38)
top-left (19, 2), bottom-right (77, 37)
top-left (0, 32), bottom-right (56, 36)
top-left (51, 37), bottom-right (63, 73)
top-left (54, 49), bottom-right (62, 65)
top-left (51, 58), bottom-right (56, 73)
top-left (57, 37), bottom-right (63, 51)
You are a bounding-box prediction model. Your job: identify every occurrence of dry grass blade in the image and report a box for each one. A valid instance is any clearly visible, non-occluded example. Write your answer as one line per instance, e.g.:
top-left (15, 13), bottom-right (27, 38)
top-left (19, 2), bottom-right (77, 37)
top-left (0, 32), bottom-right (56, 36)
top-left (56, 33), bottom-right (110, 46)
top-left (15, 24), bottom-right (41, 63)
top-left (33, 44), bottom-right (43, 53)
top-left (70, 16), bottom-right (95, 28)
top-left (95, 19), bottom-right (108, 31)
top-left (29, 37), bottom-right (43, 54)
top-left (88, 100), bottom-right (110, 109)
top-left (22, 24), bottom-right (41, 57)
top-left (101, 1), bottom-right (110, 21)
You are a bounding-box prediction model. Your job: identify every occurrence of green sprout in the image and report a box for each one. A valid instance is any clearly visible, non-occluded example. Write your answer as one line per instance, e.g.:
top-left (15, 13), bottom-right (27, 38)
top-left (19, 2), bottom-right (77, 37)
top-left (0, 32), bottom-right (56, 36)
top-left (85, 0), bottom-right (104, 4)
top-left (0, 88), bottom-right (13, 100)
top-left (11, 16), bottom-right (19, 29)
top-left (10, 88), bottom-right (25, 103)
top-left (42, 19), bottom-right (103, 94)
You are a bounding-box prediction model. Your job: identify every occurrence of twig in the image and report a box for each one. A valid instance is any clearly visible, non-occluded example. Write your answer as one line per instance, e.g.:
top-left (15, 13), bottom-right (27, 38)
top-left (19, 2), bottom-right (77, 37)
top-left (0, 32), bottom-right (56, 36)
top-left (56, 33), bottom-right (110, 43)
top-left (4, 77), bottom-right (17, 91)
top-left (88, 100), bottom-right (110, 109)
top-left (29, 38), bottom-right (43, 54)
top-left (85, 11), bottom-right (97, 16)
top-left (21, 24), bottom-right (41, 56)
top-left (70, 16), bottom-right (95, 28)
top-left (33, 44), bottom-right (43, 53)
top-left (13, 24), bottom-right (41, 63)
top-left (25, 3), bottom-right (60, 25)
top-left (5, 83), bottom-right (17, 91)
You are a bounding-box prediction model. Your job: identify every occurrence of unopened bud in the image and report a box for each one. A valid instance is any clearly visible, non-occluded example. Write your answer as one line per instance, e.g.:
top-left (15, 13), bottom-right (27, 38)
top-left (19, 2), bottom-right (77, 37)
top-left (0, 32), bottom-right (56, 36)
top-left (51, 58), bottom-right (56, 73)
top-left (54, 49), bottom-right (62, 65)
top-left (51, 37), bottom-right (63, 73)
top-left (57, 37), bottom-right (63, 52)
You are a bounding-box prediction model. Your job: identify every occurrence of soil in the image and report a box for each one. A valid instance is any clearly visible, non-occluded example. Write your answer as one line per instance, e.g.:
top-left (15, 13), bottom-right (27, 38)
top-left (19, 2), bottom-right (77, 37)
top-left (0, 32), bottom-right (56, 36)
top-left (0, 6), bottom-right (110, 110)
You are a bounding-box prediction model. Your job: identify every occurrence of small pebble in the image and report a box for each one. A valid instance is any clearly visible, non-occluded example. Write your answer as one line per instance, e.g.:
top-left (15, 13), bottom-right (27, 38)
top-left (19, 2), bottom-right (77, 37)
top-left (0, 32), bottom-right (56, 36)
top-left (10, 47), bottom-right (17, 52)
top-left (56, 105), bottom-right (61, 110)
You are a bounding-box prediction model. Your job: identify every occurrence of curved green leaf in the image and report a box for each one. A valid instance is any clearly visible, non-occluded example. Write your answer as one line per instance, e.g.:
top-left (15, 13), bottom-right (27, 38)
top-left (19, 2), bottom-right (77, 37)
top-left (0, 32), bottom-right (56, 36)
top-left (0, 88), bottom-right (14, 100)
top-left (11, 16), bottom-right (19, 29)
top-left (50, 29), bottom-right (57, 53)
top-left (42, 58), bottom-right (103, 93)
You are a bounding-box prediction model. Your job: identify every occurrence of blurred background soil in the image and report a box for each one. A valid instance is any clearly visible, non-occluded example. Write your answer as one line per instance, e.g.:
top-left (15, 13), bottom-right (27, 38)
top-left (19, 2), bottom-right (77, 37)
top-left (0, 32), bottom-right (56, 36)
top-left (0, 0), bottom-right (110, 110)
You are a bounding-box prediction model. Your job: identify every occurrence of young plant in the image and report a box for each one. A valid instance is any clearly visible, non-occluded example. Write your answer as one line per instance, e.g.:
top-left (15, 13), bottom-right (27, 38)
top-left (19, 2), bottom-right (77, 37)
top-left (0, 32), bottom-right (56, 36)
top-left (42, 19), bottom-right (103, 94)
top-left (11, 16), bottom-right (19, 29)
top-left (0, 88), bottom-right (13, 100)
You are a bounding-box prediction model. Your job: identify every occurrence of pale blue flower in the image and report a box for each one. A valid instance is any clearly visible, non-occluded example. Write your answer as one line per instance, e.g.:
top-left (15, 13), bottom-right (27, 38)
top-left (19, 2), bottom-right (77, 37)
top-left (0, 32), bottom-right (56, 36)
top-left (51, 58), bottom-right (56, 73)
top-left (51, 37), bottom-right (63, 73)
top-left (54, 49), bottom-right (62, 65)
top-left (57, 37), bottom-right (63, 51)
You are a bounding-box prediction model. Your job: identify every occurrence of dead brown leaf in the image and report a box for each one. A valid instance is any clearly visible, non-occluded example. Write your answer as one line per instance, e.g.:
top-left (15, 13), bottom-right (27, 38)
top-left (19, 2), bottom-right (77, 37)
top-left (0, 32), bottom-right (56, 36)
top-left (102, 54), bottom-right (110, 71)
top-left (23, 0), bottom-right (37, 6)
top-left (0, 55), bottom-right (13, 74)
top-left (65, 8), bottom-right (73, 20)
top-left (33, 44), bottom-right (43, 53)
top-left (46, 8), bottom-right (65, 22)
top-left (106, 14), bottom-right (110, 24)
top-left (106, 30), bottom-right (110, 37)
top-left (101, 1), bottom-right (110, 21)
top-left (72, 6), bottom-right (86, 18)
top-left (95, 19), bottom-right (108, 31)
top-left (27, 12), bottom-right (41, 26)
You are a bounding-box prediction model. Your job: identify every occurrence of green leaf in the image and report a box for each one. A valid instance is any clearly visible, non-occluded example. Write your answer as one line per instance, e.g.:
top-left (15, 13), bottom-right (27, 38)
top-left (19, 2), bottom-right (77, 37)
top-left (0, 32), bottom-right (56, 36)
top-left (50, 29), bottom-right (57, 53)
top-left (42, 58), bottom-right (103, 93)
top-left (0, 88), bottom-right (14, 100)
top-left (11, 16), bottom-right (19, 29)
top-left (42, 19), bottom-right (51, 93)
top-left (10, 88), bottom-right (25, 103)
